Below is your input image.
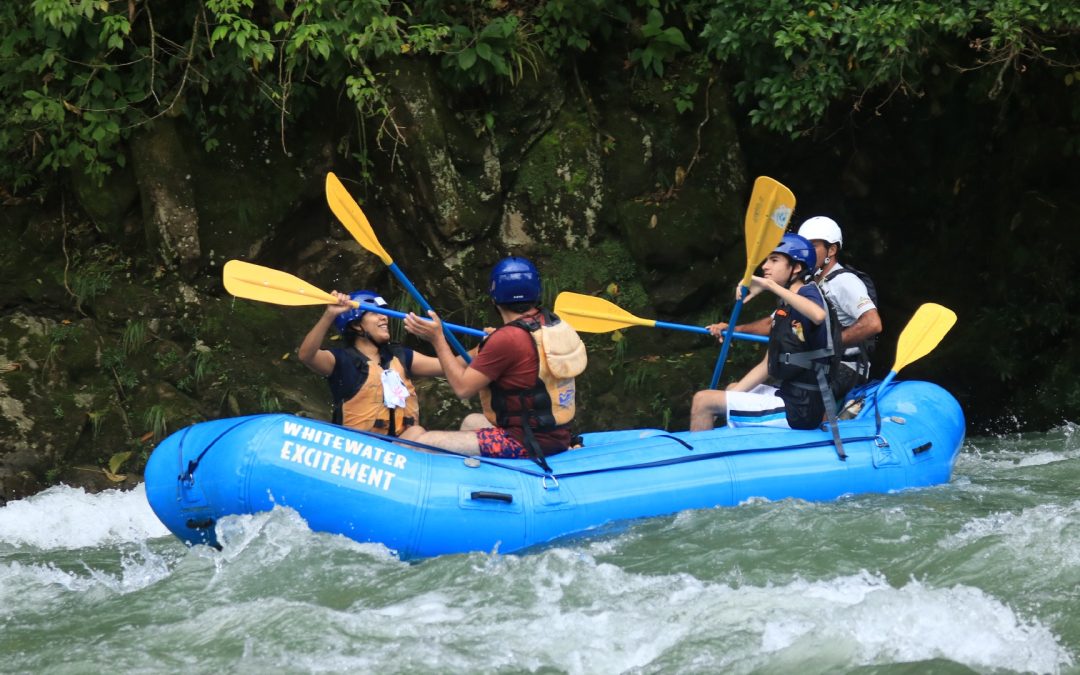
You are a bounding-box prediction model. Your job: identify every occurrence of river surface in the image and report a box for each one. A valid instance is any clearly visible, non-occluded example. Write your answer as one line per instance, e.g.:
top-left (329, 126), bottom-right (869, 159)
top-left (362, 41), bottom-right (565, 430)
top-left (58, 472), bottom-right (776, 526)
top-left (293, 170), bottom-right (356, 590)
top-left (2, 426), bottom-right (1079, 674)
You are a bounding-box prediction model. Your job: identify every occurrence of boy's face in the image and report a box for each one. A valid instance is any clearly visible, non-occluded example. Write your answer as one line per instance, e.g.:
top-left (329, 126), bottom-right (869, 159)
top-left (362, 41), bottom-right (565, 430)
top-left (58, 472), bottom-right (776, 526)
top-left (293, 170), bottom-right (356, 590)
top-left (762, 253), bottom-right (795, 282)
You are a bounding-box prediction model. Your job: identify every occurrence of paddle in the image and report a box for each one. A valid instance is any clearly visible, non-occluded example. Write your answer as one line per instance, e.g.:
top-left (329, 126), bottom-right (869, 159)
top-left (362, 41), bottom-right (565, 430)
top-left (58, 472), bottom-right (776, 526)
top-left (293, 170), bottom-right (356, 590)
top-left (222, 260), bottom-right (486, 338)
top-left (708, 176), bottom-right (796, 389)
top-left (554, 291), bottom-right (767, 343)
top-left (324, 172), bottom-right (473, 362)
top-left (875, 302), bottom-right (957, 395)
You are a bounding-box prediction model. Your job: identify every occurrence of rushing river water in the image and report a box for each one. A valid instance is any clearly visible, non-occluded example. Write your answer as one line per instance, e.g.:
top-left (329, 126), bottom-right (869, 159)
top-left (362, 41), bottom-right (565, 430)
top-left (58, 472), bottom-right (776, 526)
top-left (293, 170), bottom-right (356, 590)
top-left (2, 425), bottom-right (1079, 674)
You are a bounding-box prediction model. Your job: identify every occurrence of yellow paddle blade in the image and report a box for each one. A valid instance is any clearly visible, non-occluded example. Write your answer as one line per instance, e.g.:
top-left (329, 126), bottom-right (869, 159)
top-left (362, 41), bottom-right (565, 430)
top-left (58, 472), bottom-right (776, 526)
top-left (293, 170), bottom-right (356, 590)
top-left (891, 303), bottom-right (958, 373)
top-left (223, 260), bottom-right (337, 306)
top-left (325, 172), bottom-right (393, 265)
top-left (554, 292), bottom-right (656, 333)
top-left (740, 176), bottom-right (795, 287)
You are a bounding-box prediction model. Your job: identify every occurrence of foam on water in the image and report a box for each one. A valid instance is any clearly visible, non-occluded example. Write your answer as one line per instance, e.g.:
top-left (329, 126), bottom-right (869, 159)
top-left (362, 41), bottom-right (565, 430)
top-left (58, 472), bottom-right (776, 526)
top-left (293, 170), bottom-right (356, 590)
top-left (962, 422), bottom-right (1080, 471)
top-left (940, 501), bottom-right (1080, 568)
top-left (244, 547), bottom-right (1068, 675)
top-left (0, 483), bottom-right (168, 549)
top-left (187, 511), bottom-right (1072, 675)
top-left (748, 571), bottom-right (1070, 674)
top-left (3, 424), bottom-right (1079, 675)
top-left (0, 488), bottom-right (1073, 674)
top-left (0, 542), bottom-right (174, 619)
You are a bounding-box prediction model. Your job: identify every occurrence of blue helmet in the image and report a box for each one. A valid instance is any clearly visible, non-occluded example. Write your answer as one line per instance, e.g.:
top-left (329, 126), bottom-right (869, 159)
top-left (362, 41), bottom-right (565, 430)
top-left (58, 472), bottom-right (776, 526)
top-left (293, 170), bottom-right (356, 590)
top-left (772, 233), bottom-right (817, 280)
top-left (333, 290), bottom-right (387, 336)
top-left (489, 257), bottom-right (540, 304)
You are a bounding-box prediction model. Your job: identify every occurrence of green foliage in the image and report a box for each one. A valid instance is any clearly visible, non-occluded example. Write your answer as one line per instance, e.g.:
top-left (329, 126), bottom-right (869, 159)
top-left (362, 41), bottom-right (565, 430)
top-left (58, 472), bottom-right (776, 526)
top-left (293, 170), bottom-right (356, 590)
top-left (122, 320), bottom-right (148, 356)
top-left (47, 322), bottom-right (81, 346)
top-left (176, 342), bottom-right (217, 394)
top-left (103, 345), bottom-right (139, 391)
top-left (698, 0), bottom-right (1080, 135)
top-left (87, 409), bottom-right (105, 438)
top-left (192, 344), bottom-right (215, 386)
top-left (154, 347), bottom-right (183, 370)
top-left (68, 246), bottom-right (129, 308)
top-left (629, 9), bottom-right (690, 77)
top-left (143, 404), bottom-right (168, 441)
top-left (258, 386), bottom-right (283, 413)
top-left (0, 0), bottom-right (705, 192)
top-left (533, 0), bottom-right (625, 55)
top-left (0, 0), bottom-right (1076, 190)
top-left (441, 16), bottom-right (542, 88)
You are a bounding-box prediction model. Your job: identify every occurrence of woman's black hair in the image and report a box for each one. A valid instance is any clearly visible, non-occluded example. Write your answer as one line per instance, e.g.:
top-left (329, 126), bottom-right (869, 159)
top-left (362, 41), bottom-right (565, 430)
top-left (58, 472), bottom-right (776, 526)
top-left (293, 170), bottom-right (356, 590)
top-left (343, 322), bottom-right (366, 347)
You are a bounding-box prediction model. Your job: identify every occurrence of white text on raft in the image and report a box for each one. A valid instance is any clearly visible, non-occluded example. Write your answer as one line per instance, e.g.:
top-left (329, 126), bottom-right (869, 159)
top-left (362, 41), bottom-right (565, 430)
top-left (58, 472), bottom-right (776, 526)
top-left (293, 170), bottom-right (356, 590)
top-left (279, 420), bottom-right (405, 491)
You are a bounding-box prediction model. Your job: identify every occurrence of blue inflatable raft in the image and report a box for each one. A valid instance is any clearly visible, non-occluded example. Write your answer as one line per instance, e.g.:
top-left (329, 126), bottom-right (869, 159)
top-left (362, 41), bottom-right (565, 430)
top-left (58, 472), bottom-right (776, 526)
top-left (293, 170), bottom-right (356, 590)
top-left (144, 380), bottom-right (964, 558)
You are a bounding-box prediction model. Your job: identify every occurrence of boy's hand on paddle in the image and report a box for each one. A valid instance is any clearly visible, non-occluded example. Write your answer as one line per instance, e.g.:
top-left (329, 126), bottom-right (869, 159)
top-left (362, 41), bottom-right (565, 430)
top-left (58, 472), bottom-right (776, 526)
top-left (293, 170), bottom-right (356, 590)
top-left (707, 322), bottom-right (729, 342)
top-left (746, 275), bottom-right (773, 300)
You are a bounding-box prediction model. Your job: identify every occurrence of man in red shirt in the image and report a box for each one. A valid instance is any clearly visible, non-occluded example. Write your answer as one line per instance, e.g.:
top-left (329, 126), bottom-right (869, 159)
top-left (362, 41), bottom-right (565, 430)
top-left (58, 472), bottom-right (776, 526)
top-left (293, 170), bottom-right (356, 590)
top-left (403, 257), bottom-right (586, 462)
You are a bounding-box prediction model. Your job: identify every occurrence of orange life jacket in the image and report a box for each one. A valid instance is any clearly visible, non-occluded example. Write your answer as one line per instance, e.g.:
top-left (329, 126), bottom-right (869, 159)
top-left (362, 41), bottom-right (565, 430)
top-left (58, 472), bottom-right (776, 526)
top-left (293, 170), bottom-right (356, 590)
top-left (335, 347), bottom-right (419, 436)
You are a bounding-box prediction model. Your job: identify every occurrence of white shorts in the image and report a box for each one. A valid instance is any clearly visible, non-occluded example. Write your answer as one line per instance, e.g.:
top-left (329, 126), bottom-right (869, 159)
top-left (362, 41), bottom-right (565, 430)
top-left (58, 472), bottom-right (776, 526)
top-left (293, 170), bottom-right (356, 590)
top-left (726, 384), bottom-right (792, 429)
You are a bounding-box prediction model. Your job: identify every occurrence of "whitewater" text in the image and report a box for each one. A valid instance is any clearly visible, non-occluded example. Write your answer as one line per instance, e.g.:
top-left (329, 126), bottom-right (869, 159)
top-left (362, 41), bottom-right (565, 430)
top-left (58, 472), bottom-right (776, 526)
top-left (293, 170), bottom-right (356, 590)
top-left (278, 420), bottom-right (406, 491)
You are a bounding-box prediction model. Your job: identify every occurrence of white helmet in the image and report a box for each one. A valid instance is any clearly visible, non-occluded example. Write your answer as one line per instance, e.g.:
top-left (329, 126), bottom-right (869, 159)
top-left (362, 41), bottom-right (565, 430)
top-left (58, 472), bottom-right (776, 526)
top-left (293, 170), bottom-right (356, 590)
top-left (798, 216), bottom-right (843, 248)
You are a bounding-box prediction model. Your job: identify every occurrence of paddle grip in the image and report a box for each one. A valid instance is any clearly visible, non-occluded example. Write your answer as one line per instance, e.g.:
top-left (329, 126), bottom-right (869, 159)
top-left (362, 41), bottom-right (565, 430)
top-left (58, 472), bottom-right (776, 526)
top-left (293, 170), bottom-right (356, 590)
top-left (388, 263), bottom-right (474, 363)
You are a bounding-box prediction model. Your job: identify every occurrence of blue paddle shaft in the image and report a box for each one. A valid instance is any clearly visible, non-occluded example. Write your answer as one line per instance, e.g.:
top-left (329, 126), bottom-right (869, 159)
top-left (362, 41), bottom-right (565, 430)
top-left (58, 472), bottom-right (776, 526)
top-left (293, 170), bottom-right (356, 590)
top-left (652, 320), bottom-right (766, 344)
top-left (358, 303), bottom-right (486, 338)
top-left (709, 286), bottom-right (750, 389)
top-left (388, 262), bottom-right (473, 363)
top-left (877, 370), bottom-right (898, 393)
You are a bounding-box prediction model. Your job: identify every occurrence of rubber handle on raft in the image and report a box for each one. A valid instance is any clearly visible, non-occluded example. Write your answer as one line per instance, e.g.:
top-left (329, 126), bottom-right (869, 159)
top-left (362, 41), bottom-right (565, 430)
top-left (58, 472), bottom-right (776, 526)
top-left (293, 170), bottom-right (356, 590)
top-left (470, 491), bottom-right (513, 504)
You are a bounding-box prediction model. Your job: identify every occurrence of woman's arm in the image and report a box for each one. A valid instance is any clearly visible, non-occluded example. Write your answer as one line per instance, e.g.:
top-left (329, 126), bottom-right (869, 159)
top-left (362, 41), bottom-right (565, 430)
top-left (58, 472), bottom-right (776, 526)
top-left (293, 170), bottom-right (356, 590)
top-left (298, 292), bottom-right (351, 377)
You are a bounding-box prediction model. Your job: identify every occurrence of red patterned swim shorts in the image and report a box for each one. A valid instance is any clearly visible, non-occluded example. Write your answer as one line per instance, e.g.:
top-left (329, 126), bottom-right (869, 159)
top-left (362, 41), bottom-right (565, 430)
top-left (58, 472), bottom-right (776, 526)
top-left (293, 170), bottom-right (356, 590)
top-left (475, 427), bottom-right (530, 459)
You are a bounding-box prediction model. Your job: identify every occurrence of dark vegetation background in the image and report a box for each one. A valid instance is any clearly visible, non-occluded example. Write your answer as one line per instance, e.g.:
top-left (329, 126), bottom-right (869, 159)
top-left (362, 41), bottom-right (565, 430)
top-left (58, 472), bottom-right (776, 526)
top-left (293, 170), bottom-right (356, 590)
top-left (0, 0), bottom-right (1077, 499)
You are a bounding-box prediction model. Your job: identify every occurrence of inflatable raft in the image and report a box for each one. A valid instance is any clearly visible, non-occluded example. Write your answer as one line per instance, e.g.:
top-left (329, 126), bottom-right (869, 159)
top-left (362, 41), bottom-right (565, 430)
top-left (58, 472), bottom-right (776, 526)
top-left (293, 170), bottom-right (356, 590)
top-left (144, 380), bottom-right (964, 559)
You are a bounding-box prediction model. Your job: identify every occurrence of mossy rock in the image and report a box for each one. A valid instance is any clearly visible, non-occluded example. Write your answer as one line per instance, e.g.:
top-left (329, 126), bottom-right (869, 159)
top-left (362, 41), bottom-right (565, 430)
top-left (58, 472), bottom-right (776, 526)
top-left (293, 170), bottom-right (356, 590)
top-left (69, 152), bottom-right (139, 241)
top-left (540, 239), bottom-right (649, 313)
top-left (615, 184), bottom-right (738, 269)
top-left (373, 59), bottom-right (502, 244)
top-left (189, 115), bottom-right (332, 267)
top-left (502, 106), bottom-right (605, 250)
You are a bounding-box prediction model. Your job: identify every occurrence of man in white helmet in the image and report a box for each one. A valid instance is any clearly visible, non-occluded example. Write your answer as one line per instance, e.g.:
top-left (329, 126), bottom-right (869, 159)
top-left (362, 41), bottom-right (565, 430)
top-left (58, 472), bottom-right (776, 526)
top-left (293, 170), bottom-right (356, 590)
top-left (709, 216), bottom-right (881, 396)
top-left (796, 216), bottom-right (882, 394)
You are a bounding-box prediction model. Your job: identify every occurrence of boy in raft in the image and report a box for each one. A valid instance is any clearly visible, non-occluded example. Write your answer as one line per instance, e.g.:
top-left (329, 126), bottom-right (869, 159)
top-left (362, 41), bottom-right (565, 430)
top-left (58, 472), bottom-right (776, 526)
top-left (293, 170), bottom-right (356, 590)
top-left (299, 289), bottom-right (446, 440)
top-left (402, 257), bottom-right (587, 465)
top-left (710, 216), bottom-right (882, 399)
top-left (690, 233), bottom-right (836, 431)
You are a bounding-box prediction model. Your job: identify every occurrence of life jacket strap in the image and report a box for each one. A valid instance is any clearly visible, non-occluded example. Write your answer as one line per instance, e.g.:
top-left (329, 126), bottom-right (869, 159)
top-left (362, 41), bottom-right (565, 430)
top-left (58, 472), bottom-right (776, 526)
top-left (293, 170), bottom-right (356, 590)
top-left (372, 415), bottom-right (416, 435)
top-left (816, 368), bottom-right (846, 460)
top-left (518, 394), bottom-right (554, 474)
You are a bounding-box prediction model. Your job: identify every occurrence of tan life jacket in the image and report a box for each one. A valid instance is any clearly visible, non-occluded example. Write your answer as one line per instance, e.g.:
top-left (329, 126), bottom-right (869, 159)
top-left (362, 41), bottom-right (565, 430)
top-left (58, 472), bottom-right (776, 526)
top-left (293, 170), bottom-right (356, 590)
top-left (479, 309), bottom-right (587, 431)
top-left (339, 348), bottom-right (419, 436)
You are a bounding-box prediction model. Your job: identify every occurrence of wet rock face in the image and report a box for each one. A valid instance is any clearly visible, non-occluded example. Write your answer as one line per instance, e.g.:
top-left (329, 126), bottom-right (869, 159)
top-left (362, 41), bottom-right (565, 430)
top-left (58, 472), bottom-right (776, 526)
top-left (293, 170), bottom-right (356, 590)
top-left (0, 55), bottom-right (757, 499)
top-left (130, 119), bottom-right (203, 278)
